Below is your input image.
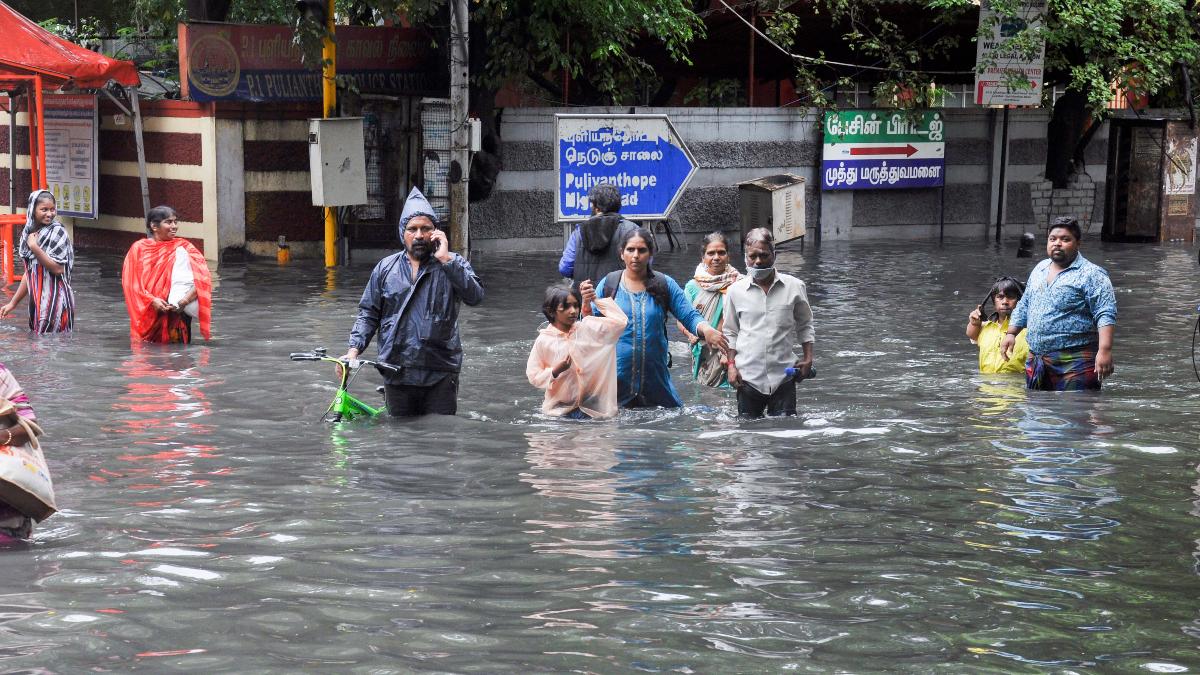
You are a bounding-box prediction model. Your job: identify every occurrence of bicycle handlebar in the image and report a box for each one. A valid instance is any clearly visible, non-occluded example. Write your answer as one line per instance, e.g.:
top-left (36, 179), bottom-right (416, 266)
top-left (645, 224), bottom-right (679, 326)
top-left (289, 350), bottom-right (401, 373)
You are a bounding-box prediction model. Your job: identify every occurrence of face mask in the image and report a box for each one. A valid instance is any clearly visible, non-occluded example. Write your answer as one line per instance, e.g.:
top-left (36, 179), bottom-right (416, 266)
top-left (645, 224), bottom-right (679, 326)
top-left (748, 266), bottom-right (774, 282)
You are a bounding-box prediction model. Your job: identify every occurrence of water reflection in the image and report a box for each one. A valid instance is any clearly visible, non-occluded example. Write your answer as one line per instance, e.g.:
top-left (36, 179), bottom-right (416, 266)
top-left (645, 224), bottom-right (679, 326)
top-left (522, 430), bottom-right (703, 559)
top-left (522, 429), bottom-right (621, 506)
top-left (973, 377), bottom-right (1025, 418)
top-left (100, 345), bottom-right (225, 516)
top-left (957, 392), bottom-right (1130, 668)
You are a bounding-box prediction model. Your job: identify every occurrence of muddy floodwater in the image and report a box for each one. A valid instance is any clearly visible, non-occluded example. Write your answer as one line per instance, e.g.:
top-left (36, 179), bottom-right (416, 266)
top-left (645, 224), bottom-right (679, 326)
top-left (0, 239), bottom-right (1197, 672)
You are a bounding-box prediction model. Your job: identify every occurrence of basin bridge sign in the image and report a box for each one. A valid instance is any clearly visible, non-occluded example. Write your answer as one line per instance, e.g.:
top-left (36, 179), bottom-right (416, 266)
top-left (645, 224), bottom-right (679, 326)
top-left (821, 110), bottom-right (946, 190)
top-left (555, 114), bottom-right (698, 221)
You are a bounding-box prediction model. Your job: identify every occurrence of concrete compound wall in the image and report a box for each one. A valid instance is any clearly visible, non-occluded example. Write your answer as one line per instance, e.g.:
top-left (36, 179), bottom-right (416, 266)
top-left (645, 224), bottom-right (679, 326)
top-left (469, 107), bottom-right (1111, 251)
top-left (237, 112), bottom-right (325, 259)
top-left (1, 100), bottom-right (1124, 262)
top-left (3, 98), bottom-right (327, 262)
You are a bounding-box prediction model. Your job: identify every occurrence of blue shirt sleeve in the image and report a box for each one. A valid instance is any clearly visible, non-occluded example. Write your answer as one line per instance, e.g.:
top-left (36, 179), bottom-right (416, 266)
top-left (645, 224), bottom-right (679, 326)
top-left (558, 226), bottom-right (580, 278)
top-left (666, 275), bottom-right (704, 335)
top-left (592, 275), bottom-right (607, 316)
top-left (1086, 268), bottom-right (1118, 327)
top-left (1009, 264), bottom-right (1039, 329)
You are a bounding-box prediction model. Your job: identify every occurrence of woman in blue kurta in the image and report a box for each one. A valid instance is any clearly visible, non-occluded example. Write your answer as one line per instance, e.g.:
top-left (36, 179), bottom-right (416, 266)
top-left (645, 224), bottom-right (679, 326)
top-left (594, 228), bottom-right (730, 408)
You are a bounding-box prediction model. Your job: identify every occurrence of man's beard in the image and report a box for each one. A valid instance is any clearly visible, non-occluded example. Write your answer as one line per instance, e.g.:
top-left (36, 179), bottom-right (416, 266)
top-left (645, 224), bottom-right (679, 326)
top-left (410, 242), bottom-right (433, 261)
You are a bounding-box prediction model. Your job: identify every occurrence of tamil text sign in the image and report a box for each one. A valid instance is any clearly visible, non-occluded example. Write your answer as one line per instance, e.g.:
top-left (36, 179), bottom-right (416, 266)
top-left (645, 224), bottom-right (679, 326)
top-left (179, 23), bottom-right (443, 102)
top-left (822, 110), bottom-right (945, 191)
top-left (974, 0), bottom-right (1046, 106)
top-left (555, 114), bottom-right (698, 221)
top-left (44, 95), bottom-right (98, 219)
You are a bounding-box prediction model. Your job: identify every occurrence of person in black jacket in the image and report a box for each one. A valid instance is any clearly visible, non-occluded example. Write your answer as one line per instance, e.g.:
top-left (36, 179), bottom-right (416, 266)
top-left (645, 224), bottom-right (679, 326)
top-left (558, 183), bottom-right (638, 289)
top-left (342, 188), bottom-right (484, 416)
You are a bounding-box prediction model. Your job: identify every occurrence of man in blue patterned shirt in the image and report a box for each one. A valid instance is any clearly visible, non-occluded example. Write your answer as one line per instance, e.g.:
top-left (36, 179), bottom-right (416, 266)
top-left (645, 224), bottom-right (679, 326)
top-left (1001, 217), bottom-right (1116, 391)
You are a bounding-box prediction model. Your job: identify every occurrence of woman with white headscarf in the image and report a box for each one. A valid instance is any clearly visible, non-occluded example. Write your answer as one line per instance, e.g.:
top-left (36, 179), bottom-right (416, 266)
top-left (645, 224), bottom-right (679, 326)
top-left (0, 190), bottom-right (75, 333)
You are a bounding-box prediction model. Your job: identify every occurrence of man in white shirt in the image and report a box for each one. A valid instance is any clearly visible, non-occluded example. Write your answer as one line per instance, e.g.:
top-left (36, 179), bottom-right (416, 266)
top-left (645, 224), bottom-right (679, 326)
top-left (722, 228), bottom-right (814, 418)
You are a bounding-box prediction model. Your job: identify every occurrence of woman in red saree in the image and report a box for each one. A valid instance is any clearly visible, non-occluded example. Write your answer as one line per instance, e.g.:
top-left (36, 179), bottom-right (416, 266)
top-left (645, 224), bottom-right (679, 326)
top-left (122, 206), bottom-right (212, 343)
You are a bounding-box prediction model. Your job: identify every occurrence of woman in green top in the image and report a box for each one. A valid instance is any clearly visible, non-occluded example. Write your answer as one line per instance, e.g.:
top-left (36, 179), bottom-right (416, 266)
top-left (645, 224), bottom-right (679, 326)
top-left (677, 232), bottom-right (742, 387)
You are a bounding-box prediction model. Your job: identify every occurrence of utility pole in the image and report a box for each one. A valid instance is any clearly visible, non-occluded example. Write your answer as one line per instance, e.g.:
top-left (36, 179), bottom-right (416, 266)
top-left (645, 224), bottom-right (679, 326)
top-left (322, 0), bottom-right (338, 267)
top-left (449, 0), bottom-right (470, 255)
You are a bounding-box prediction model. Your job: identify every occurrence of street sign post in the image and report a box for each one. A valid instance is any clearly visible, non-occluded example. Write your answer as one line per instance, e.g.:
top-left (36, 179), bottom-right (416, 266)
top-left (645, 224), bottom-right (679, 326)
top-left (821, 110), bottom-right (946, 190)
top-left (974, 0), bottom-right (1046, 107)
top-left (555, 114), bottom-right (698, 221)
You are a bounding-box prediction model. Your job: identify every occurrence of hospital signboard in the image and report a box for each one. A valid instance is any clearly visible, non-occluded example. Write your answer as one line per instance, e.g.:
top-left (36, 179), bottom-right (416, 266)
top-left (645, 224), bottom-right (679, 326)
top-left (821, 110), bottom-right (945, 191)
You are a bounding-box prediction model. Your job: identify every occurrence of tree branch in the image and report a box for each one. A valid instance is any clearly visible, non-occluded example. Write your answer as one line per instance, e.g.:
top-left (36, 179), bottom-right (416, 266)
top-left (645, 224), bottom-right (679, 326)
top-left (525, 69), bottom-right (564, 100)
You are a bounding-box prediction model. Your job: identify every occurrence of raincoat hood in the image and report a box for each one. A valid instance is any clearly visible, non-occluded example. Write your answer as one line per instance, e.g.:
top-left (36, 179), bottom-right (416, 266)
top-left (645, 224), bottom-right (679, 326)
top-left (398, 187), bottom-right (437, 238)
top-left (580, 213), bottom-right (625, 254)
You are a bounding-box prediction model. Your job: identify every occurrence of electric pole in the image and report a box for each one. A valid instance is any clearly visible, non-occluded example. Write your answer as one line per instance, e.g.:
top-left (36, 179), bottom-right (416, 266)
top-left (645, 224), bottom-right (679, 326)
top-left (322, 0), bottom-right (338, 267)
top-left (449, 0), bottom-right (470, 255)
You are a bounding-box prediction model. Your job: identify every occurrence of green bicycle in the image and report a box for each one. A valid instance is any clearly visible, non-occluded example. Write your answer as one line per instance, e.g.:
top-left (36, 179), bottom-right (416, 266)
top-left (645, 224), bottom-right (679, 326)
top-left (289, 348), bottom-right (399, 423)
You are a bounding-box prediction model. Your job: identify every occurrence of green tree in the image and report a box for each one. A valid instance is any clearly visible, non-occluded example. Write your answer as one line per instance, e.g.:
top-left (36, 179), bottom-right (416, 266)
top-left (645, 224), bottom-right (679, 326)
top-left (392, 0), bottom-right (704, 105)
top-left (37, 0), bottom-right (708, 198)
top-left (763, 0), bottom-right (1200, 187)
top-left (380, 0), bottom-right (707, 199)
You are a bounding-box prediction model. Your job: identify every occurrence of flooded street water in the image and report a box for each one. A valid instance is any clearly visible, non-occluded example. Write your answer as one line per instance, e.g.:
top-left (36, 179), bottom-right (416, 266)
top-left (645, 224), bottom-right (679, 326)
top-left (0, 238), bottom-right (1198, 672)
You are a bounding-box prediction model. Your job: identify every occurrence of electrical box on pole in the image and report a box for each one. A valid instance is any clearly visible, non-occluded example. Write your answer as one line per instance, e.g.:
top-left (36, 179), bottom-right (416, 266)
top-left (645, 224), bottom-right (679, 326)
top-left (308, 117), bottom-right (368, 206)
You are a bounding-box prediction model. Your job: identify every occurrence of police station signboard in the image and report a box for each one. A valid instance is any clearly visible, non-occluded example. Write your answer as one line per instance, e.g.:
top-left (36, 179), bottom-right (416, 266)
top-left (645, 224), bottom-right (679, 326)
top-left (179, 23), bottom-right (443, 102)
top-left (555, 114), bottom-right (698, 220)
top-left (821, 110), bottom-right (945, 191)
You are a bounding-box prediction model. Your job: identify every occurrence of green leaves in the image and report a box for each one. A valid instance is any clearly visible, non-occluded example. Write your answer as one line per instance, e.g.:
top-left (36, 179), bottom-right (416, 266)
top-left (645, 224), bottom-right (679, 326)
top-left (449, 0), bottom-right (705, 104)
top-left (764, 0), bottom-right (1199, 117)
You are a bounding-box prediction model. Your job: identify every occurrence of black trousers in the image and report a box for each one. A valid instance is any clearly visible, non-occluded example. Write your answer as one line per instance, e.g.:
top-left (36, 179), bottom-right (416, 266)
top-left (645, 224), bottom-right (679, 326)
top-left (384, 375), bottom-right (458, 417)
top-left (736, 379), bottom-right (796, 419)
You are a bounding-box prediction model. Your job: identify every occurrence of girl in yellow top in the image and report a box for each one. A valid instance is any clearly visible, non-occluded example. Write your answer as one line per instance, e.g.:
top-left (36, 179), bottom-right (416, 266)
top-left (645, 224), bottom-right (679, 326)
top-left (966, 277), bottom-right (1030, 374)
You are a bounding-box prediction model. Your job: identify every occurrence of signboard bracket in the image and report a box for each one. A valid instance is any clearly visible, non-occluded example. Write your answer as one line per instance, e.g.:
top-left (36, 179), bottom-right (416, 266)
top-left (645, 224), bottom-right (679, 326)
top-left (97, 86), bottom-right (150, 219)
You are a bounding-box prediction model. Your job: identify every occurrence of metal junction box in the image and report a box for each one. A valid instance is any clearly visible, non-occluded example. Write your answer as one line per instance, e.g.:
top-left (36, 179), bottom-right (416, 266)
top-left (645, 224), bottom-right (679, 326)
top-left (308, 117), bottom-right (368, 206)
top-left (738, 174), bottom-right (806, 246)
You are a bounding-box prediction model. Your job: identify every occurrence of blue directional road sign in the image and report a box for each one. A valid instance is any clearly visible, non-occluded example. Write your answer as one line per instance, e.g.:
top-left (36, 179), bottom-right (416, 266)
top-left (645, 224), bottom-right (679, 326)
top-left (555, 114), bottom-right (699, 221)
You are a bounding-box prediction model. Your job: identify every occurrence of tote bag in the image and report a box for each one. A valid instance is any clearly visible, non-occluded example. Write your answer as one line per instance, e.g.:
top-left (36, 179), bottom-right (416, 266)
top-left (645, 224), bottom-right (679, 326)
top-left (0, 400), bottom-right (55, 522)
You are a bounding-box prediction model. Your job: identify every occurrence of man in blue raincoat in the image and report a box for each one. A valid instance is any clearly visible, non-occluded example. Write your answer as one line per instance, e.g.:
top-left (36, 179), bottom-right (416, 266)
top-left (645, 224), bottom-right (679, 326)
top-left (343, 187), bottom-right (484, 416)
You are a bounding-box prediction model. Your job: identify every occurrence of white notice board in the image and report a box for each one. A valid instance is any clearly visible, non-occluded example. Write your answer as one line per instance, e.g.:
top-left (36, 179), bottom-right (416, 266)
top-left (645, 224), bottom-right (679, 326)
top-left (974, 0), bottom-right (1046, 106)
top-left (44, 94), bottom-right (99, 219)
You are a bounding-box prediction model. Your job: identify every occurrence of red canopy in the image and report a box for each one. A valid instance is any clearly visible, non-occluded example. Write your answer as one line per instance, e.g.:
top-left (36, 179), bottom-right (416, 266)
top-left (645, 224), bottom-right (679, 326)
top-left (0, 1), bottom-right (140, 90)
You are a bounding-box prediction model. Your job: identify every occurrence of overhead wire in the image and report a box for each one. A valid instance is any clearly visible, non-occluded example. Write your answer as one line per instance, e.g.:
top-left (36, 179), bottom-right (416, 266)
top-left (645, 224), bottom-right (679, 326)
top-left (715, 0), bottom-right (974, 75)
